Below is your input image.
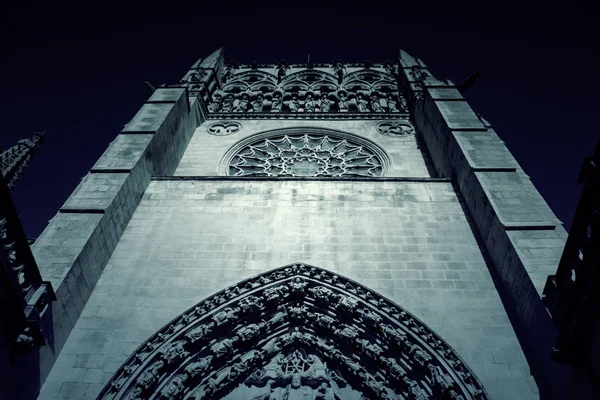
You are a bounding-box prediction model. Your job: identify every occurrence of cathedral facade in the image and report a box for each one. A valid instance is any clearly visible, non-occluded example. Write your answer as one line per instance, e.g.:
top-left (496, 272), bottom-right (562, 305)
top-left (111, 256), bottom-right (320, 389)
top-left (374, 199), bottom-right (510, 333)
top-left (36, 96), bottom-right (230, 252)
top-left (18, 49), bottom-right (586, 399)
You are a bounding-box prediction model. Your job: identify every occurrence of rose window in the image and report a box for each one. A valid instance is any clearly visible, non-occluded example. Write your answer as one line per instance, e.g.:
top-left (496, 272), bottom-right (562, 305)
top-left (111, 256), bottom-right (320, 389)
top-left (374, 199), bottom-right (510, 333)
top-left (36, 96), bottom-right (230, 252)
top-left (228, 134), bottom-right (384, 177)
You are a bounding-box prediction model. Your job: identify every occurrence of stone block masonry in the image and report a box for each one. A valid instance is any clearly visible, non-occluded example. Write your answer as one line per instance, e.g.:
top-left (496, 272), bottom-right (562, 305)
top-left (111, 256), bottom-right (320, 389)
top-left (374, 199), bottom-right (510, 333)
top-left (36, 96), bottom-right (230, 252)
top-left (30, 88), bottom-right (202, 390)
top-left (38, 179), bottom-right (538, 400)
top-left (404, 72), bottom-right (572, 398)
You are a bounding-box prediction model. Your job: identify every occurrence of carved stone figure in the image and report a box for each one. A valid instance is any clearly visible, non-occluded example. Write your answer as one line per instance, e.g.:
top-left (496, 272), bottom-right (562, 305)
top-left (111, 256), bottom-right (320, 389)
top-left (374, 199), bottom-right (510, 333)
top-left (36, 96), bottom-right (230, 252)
top-left (237, 322), bottom-right (265, 341)
top-left (288, 95), bottom-right (300, 112)
top-left (264, 285), bottom-right (289, 301)
top-left (160, 340), bottom-right (189, 364)
top-left (356, 94), bottom-right (369, 112)
top-left (283, 373), bottom-right (313, 400)
top-left (338, 354), bottom-right (364, 375)
top-left (221, 94), bottom-right (235, 112)
top-left (405, 342), bottom-right (433, 367)
top-left (212, 307), bottom-right (240, 326)
top-left (316, 382), bottom-right (336, 400)
top-left (271, 91), bottom-right (283, 112)
top-left (309, 286), bottom-right (335, 301)
top-left (357, 308), bottom-right (382, 325)
top-left (288, 277), bottom-right (308, 294)
top-left (208, 94), bottom-right (222, 112)
top-left (334, 294), bottom-right (358, 312)
top-left (447, 389), bottom-right (466, 400)
top-left (186, 322), bottom-right (214, 343)
top-left (234, 93), bottom-right (250, 112)
top-left (160, 374), bottom-right (187, 399)
top-left (308, 312), bottom-right (336, 329)
top-left (262, 337), bottom-right (283, 357)
top-left (370, 93), bottom-right (384, 112)
top-left (386, 94), bottom-right (398, 112)
top-left (360, 372), bottom-right (386, 395)
top-left (136, 360), bottom-right (164, 389)
top-left (383, 357), bottom-right (406, 380)
top-left (123, 387), bottom-right (143, 400)
top-left (429, 364), bottom-right (455, 392)
top-left (401, 377), bottom-right (427, 400)
top-left (380, 323), bottom-right (407, 344)
top-left (252, 94), bottom-right (264, 112)
top-left (288, 304), bottom-right (309, 319)
top-left (304, 93), bottom-right (316, 112)
top-left (334, 324), bottom-right (359, 341)
top-left (239, 295), bottom-right (264, 313)
top-left (356, 338), bottom-right (384, 357)
top-left (211, 336), bottom-right (239, 357)
top-left (268, 305), bottom-right (288, 326)
top-left (337, 91), bottom-right (348, 112)
top-left (185, 356), bottom-right (213, 377)
top-left (319, 95), bottom-right (332, 113)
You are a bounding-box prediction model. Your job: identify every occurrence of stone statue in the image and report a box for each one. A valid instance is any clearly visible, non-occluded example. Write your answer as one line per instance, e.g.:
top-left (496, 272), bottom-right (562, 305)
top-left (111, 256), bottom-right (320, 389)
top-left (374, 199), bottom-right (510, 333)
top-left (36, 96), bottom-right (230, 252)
top-left (237, 322), bottom-right (265, 341)
top-left (235, 94), bottom-right (250, 112)
top-left (428, 364), bottom-right (455, 392)
top-left (405, 342), bottom-right (432, 367)
top-left (239, 295), bottom-right (265, 313)
top-left (185, 356), bottom-right (213, 378)
top-left (160, 340), bottom-right (189, 364)
top-left (370, 93), bottom-right (384, 112)
top-left (334, 325), bottom-right (358, 341)
top-left (271, 91), bottom-right (283, 112)
top-left (208, 94), bottom-right (222, 112)
top-left (123, 387), bottom-right (143, 400)
top-left (211, 336), bottom-right (239, 358)
top-left (357, 308), bottom-right (381, 325)
top-left (283, 373), bottom-right (314, 400)
top-left (386, 94), bottom-right (399, 112)
top-left (316, 382), bottom-right (336, 400)
top-left (252, 94), bottom-right (264, 112)
top-left (402, 376), bottom-right (428, 400)
top-left (136, 360), bottom-right (164, 389)
top-left (319, 95), bottom-right (332, 113)
top-left (186, 322), bottom-right (214, 343)
top-left (356, 94), bottom-right (369, 112)
top-left (212, 307), bottom-right (239, 326)
top-left (160, 374), bottom-right (187, 400)
top-left (221, 94), bottom-right (235, 112)
top-left (337, 91), bottom-right (348, 112)
top-left (288, 277), bottom-right (308, 294)
top-left (288, 95), bottom-right (300, 112)
top-left (383, 357), bottom-right (406, 380)
top-left (268, 305), bottom-right (288, 325)
top-left (304, 93), bottom-right (316, 112)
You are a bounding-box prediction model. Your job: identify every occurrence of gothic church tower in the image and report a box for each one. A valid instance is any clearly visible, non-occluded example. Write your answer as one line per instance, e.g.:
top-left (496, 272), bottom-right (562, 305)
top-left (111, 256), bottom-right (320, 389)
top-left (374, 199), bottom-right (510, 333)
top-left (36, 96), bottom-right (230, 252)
top-left (22, 49), bottom-right (584, 400)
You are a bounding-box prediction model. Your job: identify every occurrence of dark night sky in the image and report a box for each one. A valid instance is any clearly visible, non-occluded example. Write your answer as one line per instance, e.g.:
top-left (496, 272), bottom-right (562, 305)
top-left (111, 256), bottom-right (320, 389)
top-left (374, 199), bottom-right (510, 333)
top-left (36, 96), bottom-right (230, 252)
top-left (1, 2), bottom-right (598, 237)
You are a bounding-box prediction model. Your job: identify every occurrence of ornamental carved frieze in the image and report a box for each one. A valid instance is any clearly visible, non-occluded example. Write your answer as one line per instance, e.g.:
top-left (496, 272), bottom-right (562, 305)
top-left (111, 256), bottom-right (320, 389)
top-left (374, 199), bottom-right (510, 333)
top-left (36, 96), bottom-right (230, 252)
top-left (205, 65), bottom-right (409, 118)
top-left (99, 263), bottom-right (488, 400)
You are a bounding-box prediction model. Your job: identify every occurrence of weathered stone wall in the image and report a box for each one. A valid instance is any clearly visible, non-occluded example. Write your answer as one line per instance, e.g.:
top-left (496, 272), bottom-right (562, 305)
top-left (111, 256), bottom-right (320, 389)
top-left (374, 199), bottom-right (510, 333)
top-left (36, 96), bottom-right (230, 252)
top-left (38, 179), bottom-right (538, 400)
top-left (175, 119), bottom-right (433, 178)
top-left (398, 51), bottom-right (581, 398)
top-left (29, 88), bottom-right (201, 393)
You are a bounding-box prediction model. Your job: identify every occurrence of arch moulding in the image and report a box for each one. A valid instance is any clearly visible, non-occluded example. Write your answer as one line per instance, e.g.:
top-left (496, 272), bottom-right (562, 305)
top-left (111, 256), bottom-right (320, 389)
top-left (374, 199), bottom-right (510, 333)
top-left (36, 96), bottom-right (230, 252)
top-left (99, 263), bottom-right (488, 400)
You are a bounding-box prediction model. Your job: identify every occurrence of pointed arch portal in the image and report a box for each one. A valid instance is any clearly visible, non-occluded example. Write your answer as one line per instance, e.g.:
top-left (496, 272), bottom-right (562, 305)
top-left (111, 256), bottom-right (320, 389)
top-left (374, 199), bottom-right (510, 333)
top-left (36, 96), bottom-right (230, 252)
top-left (99, 264), bottom-right (488, 400)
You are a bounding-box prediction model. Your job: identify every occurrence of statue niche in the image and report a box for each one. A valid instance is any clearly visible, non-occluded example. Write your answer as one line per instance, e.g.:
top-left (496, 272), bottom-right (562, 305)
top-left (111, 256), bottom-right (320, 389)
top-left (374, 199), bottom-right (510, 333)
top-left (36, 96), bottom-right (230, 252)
top-left (99, 263), bottom-right (488, 400)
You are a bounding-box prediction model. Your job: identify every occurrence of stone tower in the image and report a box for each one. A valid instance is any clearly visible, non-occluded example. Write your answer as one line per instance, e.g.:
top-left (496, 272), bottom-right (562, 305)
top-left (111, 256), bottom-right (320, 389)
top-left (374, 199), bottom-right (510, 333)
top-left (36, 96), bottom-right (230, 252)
top-left (21, 49), bottom-right (591, 400)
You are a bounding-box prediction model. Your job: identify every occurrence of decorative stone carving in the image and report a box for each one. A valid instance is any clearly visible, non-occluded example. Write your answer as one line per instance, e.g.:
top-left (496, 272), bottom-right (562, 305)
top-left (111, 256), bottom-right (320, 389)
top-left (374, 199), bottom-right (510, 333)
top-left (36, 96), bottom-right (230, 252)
top-left (207, 121), bottom-right (242, 136)
top-left (227, 133), bottom-right (386, 178)
top-left (376, 120), bottom-right (415, 136)
top-left (185, 356), bottom-right (213, 378)
top-left (100, 263), bottom-right (489, 400)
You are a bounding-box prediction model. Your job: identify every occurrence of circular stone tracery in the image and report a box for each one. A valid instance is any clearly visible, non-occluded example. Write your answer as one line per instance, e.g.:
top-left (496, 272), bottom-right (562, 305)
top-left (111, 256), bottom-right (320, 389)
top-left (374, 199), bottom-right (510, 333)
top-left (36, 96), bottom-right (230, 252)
top-left (227, 133), bottom-right (385, 177)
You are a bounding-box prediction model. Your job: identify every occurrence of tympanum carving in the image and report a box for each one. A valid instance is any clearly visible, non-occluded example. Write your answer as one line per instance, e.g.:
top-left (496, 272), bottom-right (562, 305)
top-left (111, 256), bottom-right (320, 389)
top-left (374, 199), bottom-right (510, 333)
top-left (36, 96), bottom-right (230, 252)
top-left (99, 263), bottom-right (488, 400)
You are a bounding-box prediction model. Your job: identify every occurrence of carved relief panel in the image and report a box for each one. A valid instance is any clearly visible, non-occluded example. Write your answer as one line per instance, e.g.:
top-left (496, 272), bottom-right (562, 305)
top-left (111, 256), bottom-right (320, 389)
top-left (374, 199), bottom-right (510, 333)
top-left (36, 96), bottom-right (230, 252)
top-left (99, 263), bottom-right (488, 400)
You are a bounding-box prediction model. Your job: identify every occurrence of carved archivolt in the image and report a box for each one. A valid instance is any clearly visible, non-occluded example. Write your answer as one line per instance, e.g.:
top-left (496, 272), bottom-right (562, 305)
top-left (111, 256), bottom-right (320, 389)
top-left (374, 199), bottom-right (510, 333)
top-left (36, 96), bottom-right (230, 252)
top-left (208, 67), bottom-right (408, 115)
top-left (223, 130), bottom-right (389, 178)
top-left (99, 263), bottom-right (488, 400)
top-left (376, 121), bottom-right (415, 137)
top-left (207, 122), bottom-right (242, 136)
